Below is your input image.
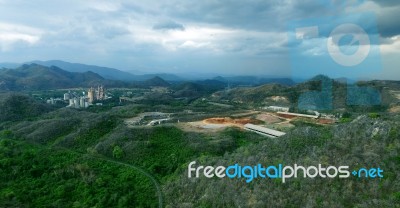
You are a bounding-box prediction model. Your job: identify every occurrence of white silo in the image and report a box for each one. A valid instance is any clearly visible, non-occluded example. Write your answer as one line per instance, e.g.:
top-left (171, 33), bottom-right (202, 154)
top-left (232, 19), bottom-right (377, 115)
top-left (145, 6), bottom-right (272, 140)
top-left (64, 93), bottom-right (70, 101)
top-left (80, 97), bottom-right (85, 108)
top-left (74, 97), bottom-right (79, 108)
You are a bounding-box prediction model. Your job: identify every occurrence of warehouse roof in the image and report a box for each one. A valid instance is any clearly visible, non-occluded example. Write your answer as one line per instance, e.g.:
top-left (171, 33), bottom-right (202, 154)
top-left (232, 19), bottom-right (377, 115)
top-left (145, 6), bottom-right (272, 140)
top-left (244, 123), bottom-right (286, 138)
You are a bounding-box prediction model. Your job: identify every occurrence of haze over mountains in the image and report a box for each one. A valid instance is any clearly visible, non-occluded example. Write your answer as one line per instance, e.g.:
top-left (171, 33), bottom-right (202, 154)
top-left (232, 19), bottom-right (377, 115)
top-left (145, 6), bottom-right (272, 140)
top-left (0, 64), bottom-right (183, 90)
top-left (0, 64), bottom-right (105, 90)
top-left (2, 62), bottom-right (397, 113)
top-left (28, 60), bottom-right (139, 81)
top-left (0, 60), bottom-right (183, 82)
top-left (0, 60), bottom-right (296, 87)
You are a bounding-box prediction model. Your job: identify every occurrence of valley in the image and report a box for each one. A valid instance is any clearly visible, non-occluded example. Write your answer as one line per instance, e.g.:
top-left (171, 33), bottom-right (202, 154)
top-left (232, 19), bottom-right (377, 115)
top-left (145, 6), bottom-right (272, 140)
top-left (0, 64), bottom-right (399, 207)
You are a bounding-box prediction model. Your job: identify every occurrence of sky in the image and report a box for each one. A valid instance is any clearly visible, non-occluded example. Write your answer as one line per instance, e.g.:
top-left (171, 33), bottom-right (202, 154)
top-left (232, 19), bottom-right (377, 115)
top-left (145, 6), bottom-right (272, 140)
top-left (0, 0), bottom-right (399, 79)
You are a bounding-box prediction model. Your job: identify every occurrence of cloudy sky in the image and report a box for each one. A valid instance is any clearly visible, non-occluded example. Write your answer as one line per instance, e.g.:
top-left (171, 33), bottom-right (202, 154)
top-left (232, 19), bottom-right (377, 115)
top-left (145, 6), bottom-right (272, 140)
top-left (0, 0), bottom-right (399, 79)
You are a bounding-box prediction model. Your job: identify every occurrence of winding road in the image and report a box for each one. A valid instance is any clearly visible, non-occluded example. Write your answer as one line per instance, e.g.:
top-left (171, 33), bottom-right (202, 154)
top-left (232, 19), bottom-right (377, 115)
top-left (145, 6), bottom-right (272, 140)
top-left (14, 139), bottom-right (164, 208)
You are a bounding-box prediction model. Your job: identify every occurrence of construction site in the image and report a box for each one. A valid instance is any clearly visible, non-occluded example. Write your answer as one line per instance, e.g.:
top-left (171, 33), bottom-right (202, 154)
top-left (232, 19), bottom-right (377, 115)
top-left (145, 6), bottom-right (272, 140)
top-left (123, 108), bottom-right (337, 138)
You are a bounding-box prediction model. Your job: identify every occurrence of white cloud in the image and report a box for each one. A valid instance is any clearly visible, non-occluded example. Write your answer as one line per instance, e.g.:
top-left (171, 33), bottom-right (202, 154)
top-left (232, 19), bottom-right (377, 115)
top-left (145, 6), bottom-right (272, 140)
top-left (0, 0), bottom-right (398, 77)
top-left (179, 40), bottom-right (211, 49)
top-left (87, 1), bottom-right (121, 12)
top-left (380, 35), bottom-right (400, 54)
top-left (0, 22), bottom-right (42, 51)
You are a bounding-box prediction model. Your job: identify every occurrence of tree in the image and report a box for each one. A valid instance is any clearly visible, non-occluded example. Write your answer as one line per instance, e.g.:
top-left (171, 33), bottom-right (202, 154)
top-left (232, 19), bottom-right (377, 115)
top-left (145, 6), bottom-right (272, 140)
top-left (112, 145), bottom-right (124, 159)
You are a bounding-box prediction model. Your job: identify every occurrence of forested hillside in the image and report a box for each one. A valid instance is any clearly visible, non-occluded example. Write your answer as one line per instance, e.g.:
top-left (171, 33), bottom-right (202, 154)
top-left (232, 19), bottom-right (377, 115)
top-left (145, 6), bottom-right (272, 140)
top-left (164, 115), bottom-right (400, 207)
top-left (0, 88), bottom-right (399, 207)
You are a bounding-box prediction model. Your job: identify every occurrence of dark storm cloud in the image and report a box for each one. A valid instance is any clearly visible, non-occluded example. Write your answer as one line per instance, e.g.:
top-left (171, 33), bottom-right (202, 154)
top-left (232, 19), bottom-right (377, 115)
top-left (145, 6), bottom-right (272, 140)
top-left (155, 0), bottom-right (332, 32)
top-left (151, 1), bottom-right (278, 31)
top-left (376, 6), bottom-right (400, 37)
top-left (149, 0), bottom-right (398, 38)
top-left (153, 21), bottom-right (185, 31)
top-left (0, 0), bottom-right (399, 79)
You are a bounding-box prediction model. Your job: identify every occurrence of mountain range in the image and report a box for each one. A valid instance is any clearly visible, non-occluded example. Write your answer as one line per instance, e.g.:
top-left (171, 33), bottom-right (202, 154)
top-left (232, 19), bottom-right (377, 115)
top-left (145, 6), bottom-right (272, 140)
top-left (0, 60), bottom-right (183, 82)
top-left (0, 64), bottom-right (106, 90)
top-left (0, 64), bottom-right (177, 90)
top-left (0, 60), bottom-right (295, 85)
top-left (212, 76), bottom-right (295, 86)
top-left (27, 60), bottom-right (138, 81)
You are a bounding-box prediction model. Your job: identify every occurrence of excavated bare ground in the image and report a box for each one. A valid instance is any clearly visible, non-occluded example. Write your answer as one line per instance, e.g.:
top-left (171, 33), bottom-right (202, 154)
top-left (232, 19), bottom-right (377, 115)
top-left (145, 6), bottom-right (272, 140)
top-left (203, 117), bottom-right (260, 125)
top-left (256, 113), bottom-right (282, 124)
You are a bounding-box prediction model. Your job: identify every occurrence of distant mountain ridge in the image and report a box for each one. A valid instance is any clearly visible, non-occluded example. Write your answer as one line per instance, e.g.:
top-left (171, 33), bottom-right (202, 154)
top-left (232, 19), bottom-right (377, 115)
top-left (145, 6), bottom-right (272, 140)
top-left (0, 64), bottom-right (105, 90)
top-left (27, 60), bottom-right (138, 81)
top-left (133, 73), bottom-right (183, 82)
top-left (0, 62), bottom-right (21, 69)
top-left (211, 74), bottom-right (397, 111)
top-left (212, 76), bottom-right (295, 86)
top-left (0, 64), bottom-right (177, 90)
top-left (27, 60), bottom-right (184, 82)
top-left (143, 76), bottom-right (171, 87)
top-left (1, 60), bottom-right (296, 85)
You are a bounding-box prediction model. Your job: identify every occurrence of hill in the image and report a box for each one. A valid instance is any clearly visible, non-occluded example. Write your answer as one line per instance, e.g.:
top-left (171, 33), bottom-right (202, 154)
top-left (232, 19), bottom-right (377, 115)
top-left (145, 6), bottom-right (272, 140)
top-left (142, 76), bottom-right (171, 87)
top-left (172, 80), bottom-right (226, 99)
top-left (133, 73), bottom-right (183, 82)
top-left (212, 83), bottom-right (292, 106)
top-left (27, 60), bottom-right (183, 82)
top-left (0, 93), bottom-right (52, 122)
top-left (28, 60), bottom-right (138, 81)
top-left (0, 99), bottom-right (399, 207)
top-left (164, 114), bottom-right (400, 207)
top-left (212, 75), bottom-right (395, 111)
top-left (0, 64), bottom-right (105, 90)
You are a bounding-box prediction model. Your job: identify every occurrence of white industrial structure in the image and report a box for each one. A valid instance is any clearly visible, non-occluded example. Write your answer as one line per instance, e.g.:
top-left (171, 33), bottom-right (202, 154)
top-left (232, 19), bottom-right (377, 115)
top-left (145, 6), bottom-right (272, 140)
top-left (147, 118), bottom-right (171, 126)
top-left (263, 106), bottom-right (290, 112)
top-left (277, 111), bottom-right (319, 119)
top-left (244, 124), bottom-right (286, 138)
top-left (63, 92), bottom-right (71, 101)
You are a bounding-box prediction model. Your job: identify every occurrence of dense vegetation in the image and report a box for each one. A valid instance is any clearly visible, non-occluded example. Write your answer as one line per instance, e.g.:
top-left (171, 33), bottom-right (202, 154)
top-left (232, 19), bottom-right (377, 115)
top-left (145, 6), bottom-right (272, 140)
top-left (0, 79), bottom-right (399, 207)
top-left (0, 138), bottom-right (158, 207)
top-left (0, 94), bottom-right (265, 207)
top-left (0, 93), bottom-right (51, 123)
top-left (164, 115), bottom-right (400, 207)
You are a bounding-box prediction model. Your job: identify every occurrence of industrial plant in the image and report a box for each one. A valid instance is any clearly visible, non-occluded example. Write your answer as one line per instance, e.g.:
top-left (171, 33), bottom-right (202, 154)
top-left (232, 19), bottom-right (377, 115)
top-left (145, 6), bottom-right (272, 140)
top-left (64, 86), bottom-right (107, 108)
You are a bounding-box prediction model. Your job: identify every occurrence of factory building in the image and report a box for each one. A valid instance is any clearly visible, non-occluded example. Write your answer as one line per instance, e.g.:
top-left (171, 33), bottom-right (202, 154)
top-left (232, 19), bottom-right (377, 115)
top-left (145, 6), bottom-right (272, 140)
top-left (46, 98), bottom-right (55, 104)
top-left (80, 97), bottom-right (85, 108)
top-left (74, 97), bottom-right (80, 108)
top-left (67, 96), bottom-right (89, 109)
top-left (63, 92), bottom-right (71, 101)
top-left (277, 111), bottom-right (319, 119)
top-left (87, 86), bottom-right (106, 104)
top-left (88, 87), bottom-right (95, 103)
top-left (263, 106), bottom-right (290, 112)
top-left (96, 85), bottom-right (105, 100)
top-left (62, 86), bottom-right (107, 109)
top-left (244, 124), bottom-right (286, 138)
